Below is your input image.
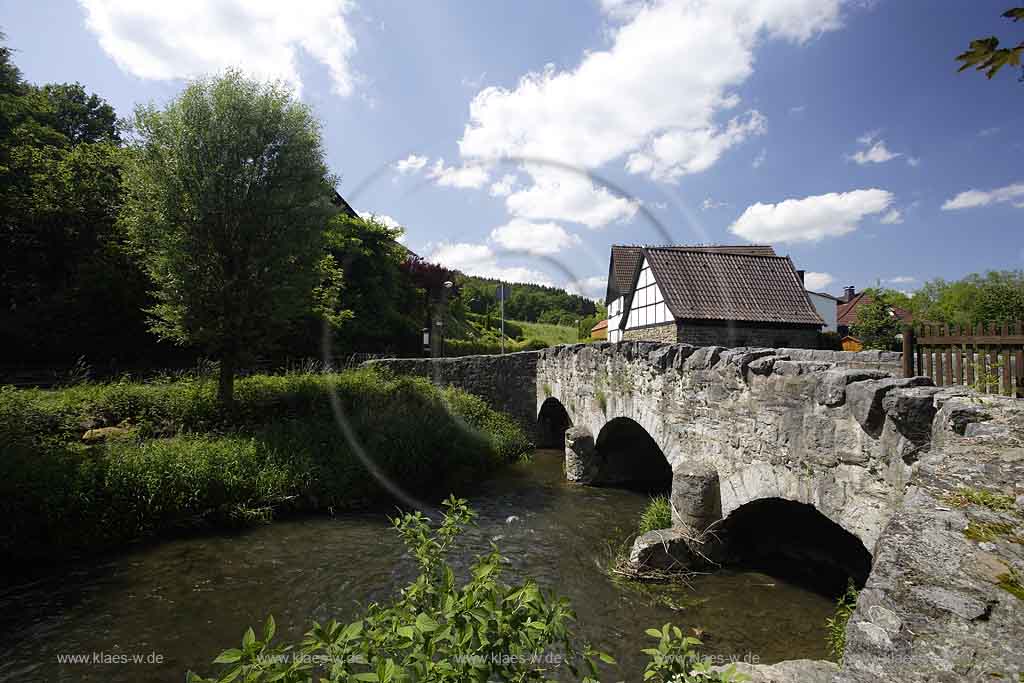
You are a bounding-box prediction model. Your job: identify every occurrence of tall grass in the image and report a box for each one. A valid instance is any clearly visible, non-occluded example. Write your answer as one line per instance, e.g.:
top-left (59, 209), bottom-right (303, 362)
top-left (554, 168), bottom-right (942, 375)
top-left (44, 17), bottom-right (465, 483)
top-left (513, 320), bottom-right (578, 346)
top-left (0, 369), bottom-right (532, 566)
top-left (638, 495), bottom-right (673, 534)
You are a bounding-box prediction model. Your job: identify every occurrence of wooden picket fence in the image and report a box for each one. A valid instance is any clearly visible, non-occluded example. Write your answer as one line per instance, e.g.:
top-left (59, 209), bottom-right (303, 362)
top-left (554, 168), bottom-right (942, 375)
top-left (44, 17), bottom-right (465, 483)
top-left (902, 322), bottom-right (1024, 397)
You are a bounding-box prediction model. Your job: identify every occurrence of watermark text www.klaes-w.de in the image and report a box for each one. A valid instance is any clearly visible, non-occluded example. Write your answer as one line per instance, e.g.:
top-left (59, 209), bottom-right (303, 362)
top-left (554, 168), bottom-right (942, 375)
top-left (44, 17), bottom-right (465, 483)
top-left (56, 651), bottom-right (165, 665)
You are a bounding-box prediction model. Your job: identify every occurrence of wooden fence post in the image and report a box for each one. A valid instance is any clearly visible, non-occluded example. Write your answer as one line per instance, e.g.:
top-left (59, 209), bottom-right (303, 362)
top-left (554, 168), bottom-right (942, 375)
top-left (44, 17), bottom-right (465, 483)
top-left (901, 325), bottom-right (914, 378)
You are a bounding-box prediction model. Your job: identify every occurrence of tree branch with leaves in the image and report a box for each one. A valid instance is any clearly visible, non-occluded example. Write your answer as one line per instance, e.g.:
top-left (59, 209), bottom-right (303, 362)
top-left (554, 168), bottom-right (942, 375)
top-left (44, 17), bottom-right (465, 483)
top-left (956, 8), bottom-right (1024, 80)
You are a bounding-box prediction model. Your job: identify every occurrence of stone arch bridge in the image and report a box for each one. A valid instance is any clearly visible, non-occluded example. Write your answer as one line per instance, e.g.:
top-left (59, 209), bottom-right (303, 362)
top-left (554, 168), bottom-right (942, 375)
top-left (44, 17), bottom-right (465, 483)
top-left (367, 342), bottom-right (1024, 681)
top-left (371, 341), bottom-right (919, 551)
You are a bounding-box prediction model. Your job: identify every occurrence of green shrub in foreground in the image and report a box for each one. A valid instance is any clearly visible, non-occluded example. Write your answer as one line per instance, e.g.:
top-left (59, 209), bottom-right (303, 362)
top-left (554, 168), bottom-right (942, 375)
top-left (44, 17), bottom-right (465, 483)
top-left (638, 496), bottom-right (674, 535)
top-left (188, 498), bottom-right (746, 683)
top-left (0, 370), bottom-right (532, 564)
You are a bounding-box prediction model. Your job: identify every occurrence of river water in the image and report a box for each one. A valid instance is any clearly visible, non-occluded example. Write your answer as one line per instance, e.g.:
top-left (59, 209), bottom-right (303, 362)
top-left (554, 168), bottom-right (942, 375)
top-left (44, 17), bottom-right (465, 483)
top-left (0, 450), bottom-right (834, 682)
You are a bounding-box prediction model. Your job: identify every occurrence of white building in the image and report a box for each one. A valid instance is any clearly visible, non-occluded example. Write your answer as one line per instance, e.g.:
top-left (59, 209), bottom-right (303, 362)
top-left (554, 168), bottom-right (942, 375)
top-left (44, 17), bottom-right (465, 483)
top-left (806, 291), bottom-right (839, 333)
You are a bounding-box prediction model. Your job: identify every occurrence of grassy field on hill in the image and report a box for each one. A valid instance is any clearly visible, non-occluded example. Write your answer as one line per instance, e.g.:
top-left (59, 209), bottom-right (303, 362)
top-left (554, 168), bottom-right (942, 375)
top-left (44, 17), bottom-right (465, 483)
top-left (512, 320), bottom-right (578, 346)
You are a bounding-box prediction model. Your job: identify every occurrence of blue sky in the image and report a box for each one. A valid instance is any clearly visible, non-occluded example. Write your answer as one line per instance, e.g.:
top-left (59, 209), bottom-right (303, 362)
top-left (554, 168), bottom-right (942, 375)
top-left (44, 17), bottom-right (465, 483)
top-left (3, 0), bottom-right (1021, 300)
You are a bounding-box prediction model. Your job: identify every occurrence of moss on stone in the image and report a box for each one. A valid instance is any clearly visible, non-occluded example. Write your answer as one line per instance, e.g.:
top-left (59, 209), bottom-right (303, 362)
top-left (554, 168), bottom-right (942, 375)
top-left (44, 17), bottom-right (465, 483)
top-left (964, 521), bottom-right (1017, 543)
top-left (997, 570), bottom-right (1024, 602)
top-left (946, 487), bottom-right (1017, 513)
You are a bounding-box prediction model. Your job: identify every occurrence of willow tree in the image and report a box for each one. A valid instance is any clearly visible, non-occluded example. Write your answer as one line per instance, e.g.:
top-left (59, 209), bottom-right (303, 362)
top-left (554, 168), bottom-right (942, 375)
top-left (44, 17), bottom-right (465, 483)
top-left (120, 71), bottom-right (341, 402)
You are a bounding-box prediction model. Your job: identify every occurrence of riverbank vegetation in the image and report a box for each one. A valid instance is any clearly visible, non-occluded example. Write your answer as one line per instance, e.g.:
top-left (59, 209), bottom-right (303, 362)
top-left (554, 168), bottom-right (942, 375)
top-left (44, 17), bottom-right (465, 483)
top-left (0, 368), bottom-right (531, 567)
top-left (188, 498), bottom-right (745, 683)
top-left (638, 495), bottom-right (673, 534)
top-left (825, 580), bottom-right (859, 662)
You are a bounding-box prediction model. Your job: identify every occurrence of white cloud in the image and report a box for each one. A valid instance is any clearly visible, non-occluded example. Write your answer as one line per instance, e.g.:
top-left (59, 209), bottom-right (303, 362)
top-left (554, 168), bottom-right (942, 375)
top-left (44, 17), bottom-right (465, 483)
top-left (701, 197), bottom-right (728, 210)
top-left (78, 0), bottom-right (358, 97)
top-left (729, 188), bottom-right (895, 243)
top-left (489, 219), bottom-right (581, 256)
top-left (906, 156), bottom-right (920, 167)
top-left (789, 105), bottom-right (806, 115)
top-left (803, 272), bottom-right (834, 291)
top-left (848, 132), bottom-right (901, 164)
top-left (887, 276), bottom-right (915, 284)
top-left (566, 276), bottom-right (609, 300)
top-left (428, 241), bottom-right (552, 285)
top-left (455, 0), bottom-right (843, 226)
top-left (504, 167), bottom-right (638, 228)
top-left (752, 147), bottom-right (767, 168)
top-left (626, 110), bottom-right (767, 182)
top-left (427, 158), bottom-right (489, 189)
top-left (979, 127), bottom-right (1000, 137)
top-left (489, 174), bottom-right (517, 197)
top-left (395, 154), bottom-right (428, 174)
top-left (879, 208), bottom-right (903, 224)
top-left (942, 182), bottom-right (1024, 210)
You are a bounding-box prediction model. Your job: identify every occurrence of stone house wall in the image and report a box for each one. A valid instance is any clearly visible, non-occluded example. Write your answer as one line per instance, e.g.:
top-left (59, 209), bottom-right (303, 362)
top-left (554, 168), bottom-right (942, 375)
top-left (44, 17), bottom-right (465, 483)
top-left (675, 320), bottom-right (821, 349)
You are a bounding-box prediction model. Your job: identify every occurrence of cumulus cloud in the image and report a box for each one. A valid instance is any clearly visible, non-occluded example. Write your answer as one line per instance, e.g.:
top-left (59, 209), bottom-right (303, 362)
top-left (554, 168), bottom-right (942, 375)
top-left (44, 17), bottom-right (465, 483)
top-left (489, 219), bottom-right (581, 256)
top-left (879, 208), bottom-right (904, 224)
top-left (848, 132), bottom-right (901, 164)
top-left (729, 189), bottom-right (894, 243)
top-left (427, 159), bottom-right (489, 189)
top-left (504, 168), bottom-right (638, 228)
top-left (803, 272), bottom-right (834, 291)
top-left (428, 242), bottom-right (552, 285)
top-left (489, 174), bottom-right (517, 197)
top-left (701, 197), bottom-right (728, 210)
top-left (941, 182), bottom-right (1024, 211)
top-left (455, 0), bottom-right (843, 226)
top-left (395, 154), bottom-right (428, 174)
top-left (78, 0), bottom-right (358, 97)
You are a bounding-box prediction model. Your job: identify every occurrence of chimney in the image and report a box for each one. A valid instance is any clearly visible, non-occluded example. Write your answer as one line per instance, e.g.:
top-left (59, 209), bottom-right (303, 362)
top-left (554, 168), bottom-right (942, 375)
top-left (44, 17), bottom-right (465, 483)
top-left (843, 286), bottom-right (856, 302)
top-left (796, 269), bottom-right (805, 285)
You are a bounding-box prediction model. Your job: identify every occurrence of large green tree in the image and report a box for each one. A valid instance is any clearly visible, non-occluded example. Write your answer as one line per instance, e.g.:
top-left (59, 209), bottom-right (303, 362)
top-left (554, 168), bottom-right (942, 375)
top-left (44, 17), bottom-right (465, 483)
top-left (0, 35), bottom-right (153, 364)
top-left (850, 290), bottom-right (902, 351)
top-left (320, 213), bottom-right (423, 355)
top-left (120, 71), bottom-right (341, 402)
top-left (900, 271), bottom-right (1024, 328)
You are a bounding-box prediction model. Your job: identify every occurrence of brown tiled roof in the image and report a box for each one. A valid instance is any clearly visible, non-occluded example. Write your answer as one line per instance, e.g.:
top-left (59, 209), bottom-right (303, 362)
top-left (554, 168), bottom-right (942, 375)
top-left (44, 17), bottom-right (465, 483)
top-left (591, 319), bottom-right (608, 332)
top-left (606, 244), bottom-right (776, 303)
top-left (837, 293), bottom-right (912, 326)
top-left (607, 246), bottom-right (644, 302)
top-left (643, 248), bottom-right (824, 325)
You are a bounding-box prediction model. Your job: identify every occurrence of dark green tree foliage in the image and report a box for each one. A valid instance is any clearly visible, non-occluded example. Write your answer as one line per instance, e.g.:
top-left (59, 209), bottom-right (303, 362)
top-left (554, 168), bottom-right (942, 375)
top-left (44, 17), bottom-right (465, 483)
top-left (322, 214), bottom-right (425, 355)
top-left (0, 36), bottom-right (155, 363)
top-left (956, 7), bottom-right (1024, 80)
top-left (119, 71), bottom-right (341, 402)
top-left (850, 290), bottom-right (902, 351)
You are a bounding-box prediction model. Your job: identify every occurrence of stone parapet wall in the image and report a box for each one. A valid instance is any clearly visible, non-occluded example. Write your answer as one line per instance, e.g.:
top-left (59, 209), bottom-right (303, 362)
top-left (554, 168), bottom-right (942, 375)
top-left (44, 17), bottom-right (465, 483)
top-left (363, 352), bottom-right (540, 439)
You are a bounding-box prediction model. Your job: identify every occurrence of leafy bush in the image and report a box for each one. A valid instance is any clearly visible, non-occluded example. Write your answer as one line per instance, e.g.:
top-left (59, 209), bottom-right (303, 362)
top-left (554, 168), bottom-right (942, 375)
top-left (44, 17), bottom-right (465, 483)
top-left (0, 369), bottom-right (532, 564)
top-left (638, 495), bottom-right (673, 534)
top-left (187, 498), bottom-right (744, 683)
top-left (825, 580), bottom-right (858, 662)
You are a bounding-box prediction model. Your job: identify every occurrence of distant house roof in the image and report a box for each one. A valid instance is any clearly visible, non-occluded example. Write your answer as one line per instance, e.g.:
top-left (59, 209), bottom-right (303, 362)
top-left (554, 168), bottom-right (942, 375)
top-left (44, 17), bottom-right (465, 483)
top-left (808, 290), bottom-right (841, 302)
top-left (642, 247), bottom-right (824, 326)
top-left (591, 319), bottom-right (608, 332)
top-left (606, 244), bottom-right (777, 304)
top-left (331, 189), bottom-right (359, 218)
top-left (837, 292), bottom-right (911, 326)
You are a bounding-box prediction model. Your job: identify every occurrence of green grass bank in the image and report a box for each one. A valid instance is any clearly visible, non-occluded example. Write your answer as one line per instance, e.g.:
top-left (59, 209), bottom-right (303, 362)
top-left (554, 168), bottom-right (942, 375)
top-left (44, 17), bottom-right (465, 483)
top-left (0, 368), bottom-right (532, 567)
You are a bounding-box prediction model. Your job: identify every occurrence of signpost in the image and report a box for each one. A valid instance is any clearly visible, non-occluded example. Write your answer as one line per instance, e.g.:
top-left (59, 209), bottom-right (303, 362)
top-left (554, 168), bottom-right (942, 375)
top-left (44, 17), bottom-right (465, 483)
top-left (496, 283), bottom-right (507, 354)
